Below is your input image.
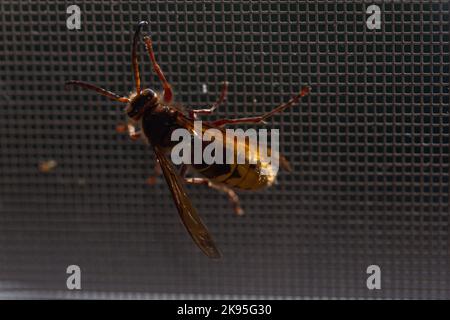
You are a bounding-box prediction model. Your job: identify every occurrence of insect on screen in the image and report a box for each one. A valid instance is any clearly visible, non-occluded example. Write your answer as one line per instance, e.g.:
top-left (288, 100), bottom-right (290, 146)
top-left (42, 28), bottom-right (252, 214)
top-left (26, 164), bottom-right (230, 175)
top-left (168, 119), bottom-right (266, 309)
top-left (0, 1), bottom-right (448, 299)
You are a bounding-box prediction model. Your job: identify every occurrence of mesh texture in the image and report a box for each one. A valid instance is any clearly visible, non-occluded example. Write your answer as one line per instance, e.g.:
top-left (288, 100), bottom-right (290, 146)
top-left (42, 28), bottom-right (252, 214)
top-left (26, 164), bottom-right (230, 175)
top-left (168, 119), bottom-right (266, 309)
top-left (0, 0), bottom-right (449, 299)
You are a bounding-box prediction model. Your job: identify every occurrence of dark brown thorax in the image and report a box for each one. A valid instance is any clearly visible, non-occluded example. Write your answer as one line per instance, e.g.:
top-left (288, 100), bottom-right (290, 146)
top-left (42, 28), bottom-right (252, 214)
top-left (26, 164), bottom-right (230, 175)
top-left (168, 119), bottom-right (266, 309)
top-left (141, 103), bottom-right (184, 149)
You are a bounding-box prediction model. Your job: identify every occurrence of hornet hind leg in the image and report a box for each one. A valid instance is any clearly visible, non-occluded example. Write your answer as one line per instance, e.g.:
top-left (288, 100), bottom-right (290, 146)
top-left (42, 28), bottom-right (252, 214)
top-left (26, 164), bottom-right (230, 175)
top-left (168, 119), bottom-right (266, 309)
top-left (180, 165), bottom-right (244, 216)
top-left (184, 177), bottom-right (244, 216)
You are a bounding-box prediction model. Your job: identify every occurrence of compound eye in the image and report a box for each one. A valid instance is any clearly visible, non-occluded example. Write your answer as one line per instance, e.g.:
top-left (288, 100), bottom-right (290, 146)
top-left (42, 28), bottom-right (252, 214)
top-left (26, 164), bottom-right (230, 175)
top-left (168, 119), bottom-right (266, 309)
top-left (140, 89), bottom-right (156, 99)
top-left (141, 89), bottom-right (155, 97)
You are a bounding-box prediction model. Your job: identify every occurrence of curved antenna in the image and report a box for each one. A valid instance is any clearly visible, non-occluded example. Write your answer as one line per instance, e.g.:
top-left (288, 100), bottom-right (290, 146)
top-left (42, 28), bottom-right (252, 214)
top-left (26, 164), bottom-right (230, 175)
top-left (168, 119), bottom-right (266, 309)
top-left (65, 80), bottom-right (129, 103)
top-left (132, 21), bottom-right (149, 95)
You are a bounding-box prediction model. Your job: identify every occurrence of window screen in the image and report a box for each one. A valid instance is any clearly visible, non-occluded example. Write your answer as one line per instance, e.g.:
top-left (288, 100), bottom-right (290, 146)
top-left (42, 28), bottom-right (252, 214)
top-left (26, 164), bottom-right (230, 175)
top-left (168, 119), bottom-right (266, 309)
top-left (0, 1), bottom-right (448, 299)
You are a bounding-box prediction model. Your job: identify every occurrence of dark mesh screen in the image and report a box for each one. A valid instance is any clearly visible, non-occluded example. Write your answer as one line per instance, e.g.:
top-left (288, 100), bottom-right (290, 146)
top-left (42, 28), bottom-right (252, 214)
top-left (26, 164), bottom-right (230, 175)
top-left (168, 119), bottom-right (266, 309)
top-left (0, 1), bottom-right (449, 299)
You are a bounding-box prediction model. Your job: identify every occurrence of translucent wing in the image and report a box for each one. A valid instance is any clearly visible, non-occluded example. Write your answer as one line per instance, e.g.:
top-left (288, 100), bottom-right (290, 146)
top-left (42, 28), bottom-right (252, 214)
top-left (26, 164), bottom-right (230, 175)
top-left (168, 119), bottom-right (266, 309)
top-left (152, 144), bottom-right (222, 259)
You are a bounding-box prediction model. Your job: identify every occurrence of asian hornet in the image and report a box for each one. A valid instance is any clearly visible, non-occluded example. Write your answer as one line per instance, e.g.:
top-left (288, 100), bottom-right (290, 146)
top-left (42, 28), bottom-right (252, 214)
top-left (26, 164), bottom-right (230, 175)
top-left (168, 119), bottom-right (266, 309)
top-left (65, 21), bottom-right (310, 259)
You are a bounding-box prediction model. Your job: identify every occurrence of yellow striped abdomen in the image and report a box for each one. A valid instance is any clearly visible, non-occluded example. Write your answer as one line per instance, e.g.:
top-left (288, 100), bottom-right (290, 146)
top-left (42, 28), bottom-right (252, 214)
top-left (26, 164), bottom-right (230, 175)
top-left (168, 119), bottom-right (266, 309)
top-left (192, 142), bottom-right (277, 190)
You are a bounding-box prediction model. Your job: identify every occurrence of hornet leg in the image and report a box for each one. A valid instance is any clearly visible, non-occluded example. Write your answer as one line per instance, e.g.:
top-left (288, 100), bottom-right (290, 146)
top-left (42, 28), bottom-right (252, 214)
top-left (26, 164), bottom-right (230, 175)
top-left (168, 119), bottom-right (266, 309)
top-left (211, 86), bottom-right (310, 127)
top-left (189, 81), bottom-right (228, 119)
top-left (126, 123), bottom-right (142, 141)
top-left (146, 160), bottom-right (162, 185)
top-left (116, 123), bottom-right (142, 141)
top-left (184, 177), bottom-right (244, 216)
top-left (115, 122), bottom-right (142, 141)
top-left (143, 36), bottom-right (173, 103)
